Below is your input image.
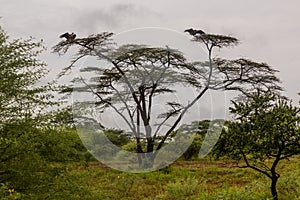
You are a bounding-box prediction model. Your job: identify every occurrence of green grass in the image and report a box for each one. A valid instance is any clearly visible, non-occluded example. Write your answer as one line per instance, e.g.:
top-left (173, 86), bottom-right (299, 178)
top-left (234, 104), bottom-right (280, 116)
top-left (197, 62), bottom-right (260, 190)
top-left (4, 156), bottom-right (300, 200)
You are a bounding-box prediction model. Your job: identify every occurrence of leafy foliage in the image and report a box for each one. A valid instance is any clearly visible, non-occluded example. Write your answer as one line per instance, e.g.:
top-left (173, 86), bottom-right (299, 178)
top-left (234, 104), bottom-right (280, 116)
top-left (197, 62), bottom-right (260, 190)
top-left (0, 26), bottom-right (88, 195)
top-left (0, 26), bottom-right (52, 184)
top-left (0, 27), bottom-right (53, 122)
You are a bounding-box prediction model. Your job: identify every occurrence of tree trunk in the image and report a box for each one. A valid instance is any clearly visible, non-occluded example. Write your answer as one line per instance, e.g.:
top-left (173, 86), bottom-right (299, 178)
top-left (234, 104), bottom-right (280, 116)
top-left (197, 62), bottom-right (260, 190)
top-left (147, 139), bottom-right (154, 152)
top-left (271, 176), bottom-right (279, 200)
top-left (142, 152), bottom-right (155, 169)
top-left (135, 138), bottom-right (156, 169)
top-left (136, 138), bottom-right (144, 167)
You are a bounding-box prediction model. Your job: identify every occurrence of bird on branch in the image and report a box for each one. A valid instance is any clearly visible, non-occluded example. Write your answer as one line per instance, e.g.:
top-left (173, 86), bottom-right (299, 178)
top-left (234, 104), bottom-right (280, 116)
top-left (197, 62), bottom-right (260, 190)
top-left (59, 32), bottom-right (76, 41)
top-left (184, 28), bottom-right (205, 36)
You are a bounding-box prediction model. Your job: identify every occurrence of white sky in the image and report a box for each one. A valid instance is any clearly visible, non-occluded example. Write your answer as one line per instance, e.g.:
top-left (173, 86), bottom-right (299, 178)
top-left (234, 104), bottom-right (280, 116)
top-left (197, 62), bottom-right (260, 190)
top-left (1, 0), bottom-right (300, 120)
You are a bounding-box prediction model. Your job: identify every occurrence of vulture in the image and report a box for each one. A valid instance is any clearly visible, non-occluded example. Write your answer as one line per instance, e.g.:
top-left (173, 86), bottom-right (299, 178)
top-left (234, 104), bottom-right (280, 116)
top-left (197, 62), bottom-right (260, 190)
top-left (184, 28), bottom-right (205, 36)
top-left (59, 32), bottom-right (76, 41)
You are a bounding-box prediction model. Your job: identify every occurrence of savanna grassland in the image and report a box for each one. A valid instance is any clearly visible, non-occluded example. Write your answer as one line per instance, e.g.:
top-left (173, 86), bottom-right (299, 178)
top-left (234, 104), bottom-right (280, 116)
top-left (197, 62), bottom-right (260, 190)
top-left (4, 156), bottom-right (298, 200)
top-left (1, 23), bottom-right (300, 200)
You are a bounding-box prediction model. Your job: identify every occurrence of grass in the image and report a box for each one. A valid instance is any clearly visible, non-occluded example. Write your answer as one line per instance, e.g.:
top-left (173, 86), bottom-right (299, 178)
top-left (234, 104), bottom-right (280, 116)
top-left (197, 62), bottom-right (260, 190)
top-left (5, 156), bottom-right (300, 199)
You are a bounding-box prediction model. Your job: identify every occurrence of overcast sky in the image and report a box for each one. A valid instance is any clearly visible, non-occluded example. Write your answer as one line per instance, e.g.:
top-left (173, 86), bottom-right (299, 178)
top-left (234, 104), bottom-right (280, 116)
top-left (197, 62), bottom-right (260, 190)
top-left (1, 0), bottom-right (299, 119)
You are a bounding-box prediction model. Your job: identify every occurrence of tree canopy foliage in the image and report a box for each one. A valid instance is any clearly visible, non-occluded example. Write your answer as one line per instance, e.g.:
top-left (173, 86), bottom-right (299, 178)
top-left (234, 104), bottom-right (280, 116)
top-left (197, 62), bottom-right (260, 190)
top-left (0, 26), bottom-right (87, 193)
top-left (0, 28), bottom-right (54, 122)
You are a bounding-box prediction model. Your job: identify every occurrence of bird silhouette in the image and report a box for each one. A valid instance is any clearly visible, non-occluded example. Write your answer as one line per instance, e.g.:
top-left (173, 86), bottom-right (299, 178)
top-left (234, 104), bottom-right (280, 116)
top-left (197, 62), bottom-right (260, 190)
top-left (184, 28), bottom-right (205, 36)
top-left (59, 32), bottom-right (76, 41)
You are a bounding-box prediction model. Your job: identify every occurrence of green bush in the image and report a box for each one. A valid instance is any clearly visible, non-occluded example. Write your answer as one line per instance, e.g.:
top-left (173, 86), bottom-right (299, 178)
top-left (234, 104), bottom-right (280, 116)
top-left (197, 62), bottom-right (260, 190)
top-left (0, 120), bottom-right (49, 190)
top-left (0, 120), bottom-right (92, 195)
top-left (34, 127), bottom-right (89, 162)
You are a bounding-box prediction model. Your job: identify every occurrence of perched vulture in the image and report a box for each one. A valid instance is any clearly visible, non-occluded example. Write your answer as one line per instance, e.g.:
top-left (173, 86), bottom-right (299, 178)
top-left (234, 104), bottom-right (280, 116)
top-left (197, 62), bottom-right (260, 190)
top-left (59, 32), bottom-right (76, 41)
top-left (184, 28), bottom-right (205, 36)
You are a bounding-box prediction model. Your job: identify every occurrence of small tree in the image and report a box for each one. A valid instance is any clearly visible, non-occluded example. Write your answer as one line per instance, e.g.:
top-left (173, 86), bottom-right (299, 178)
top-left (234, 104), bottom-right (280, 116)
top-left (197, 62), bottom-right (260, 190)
top-left (53, 30), bottom-right (281, 169)
top-left (215, 90), bottom-right (300, 200)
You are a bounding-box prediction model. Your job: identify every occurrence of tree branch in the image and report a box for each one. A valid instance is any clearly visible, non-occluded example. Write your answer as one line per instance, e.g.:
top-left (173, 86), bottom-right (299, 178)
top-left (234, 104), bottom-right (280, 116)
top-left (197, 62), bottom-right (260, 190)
top-left (79, 77), bottom-right (136, 134)
top-left (239, 149), bottom-right (272, 179)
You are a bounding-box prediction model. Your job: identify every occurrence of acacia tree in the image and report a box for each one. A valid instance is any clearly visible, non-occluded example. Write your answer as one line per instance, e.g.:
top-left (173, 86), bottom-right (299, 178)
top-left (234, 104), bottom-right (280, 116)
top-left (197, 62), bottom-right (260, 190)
top-left (53, 30), bottom-right (281, 169)
top-left (215, 90), bottom-right (300, 200)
